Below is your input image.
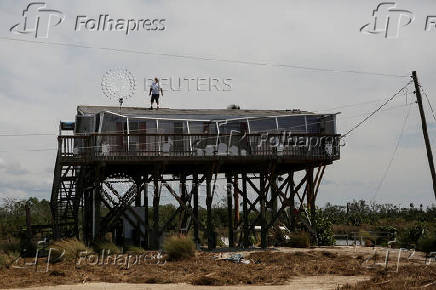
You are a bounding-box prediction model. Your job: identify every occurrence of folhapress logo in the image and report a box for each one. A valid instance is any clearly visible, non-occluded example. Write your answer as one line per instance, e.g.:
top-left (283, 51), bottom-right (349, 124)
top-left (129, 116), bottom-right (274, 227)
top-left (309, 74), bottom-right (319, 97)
top-left (10, 2), bottom-right (166, 38)
top-left (10, 2), bottom-right (64, 38)
top-left (360, 2), bottom-right (414, 39)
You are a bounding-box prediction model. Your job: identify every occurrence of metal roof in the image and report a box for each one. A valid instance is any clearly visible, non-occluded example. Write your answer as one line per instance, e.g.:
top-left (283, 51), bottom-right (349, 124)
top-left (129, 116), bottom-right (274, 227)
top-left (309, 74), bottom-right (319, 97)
top-left (77, 106), bottom-right (328, 121)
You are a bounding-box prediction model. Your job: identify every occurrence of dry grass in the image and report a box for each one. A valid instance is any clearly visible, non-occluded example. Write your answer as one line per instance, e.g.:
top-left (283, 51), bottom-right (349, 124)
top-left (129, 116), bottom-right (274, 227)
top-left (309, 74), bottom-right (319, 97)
top-left (0, 238), bottom-right (20, 253)
top-left (0, 251), bottom-right (19, 269)
top-left (51, 239), bottom-right (92, 261)
top-left (285, 232), bottom-right (311, 248)
top-left (0, 248), bottom-right (433, 289)
top-left (92, 240), bottom-right (121, 255)
top-left (342, 264), bottom-right (436, 289)
top-left (163, 235), bottom-right (195, 261)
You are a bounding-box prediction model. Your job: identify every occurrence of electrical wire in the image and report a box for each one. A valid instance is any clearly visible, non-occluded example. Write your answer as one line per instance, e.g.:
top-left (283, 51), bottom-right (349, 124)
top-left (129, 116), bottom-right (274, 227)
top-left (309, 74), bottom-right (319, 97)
top-left (341, 81), bottom-right (413, 139)
top-left (372, 102), bottom-right (413, 201)
top-left (0, 79), bottom-right (420, 155)
top-left (419, 84), bottom-right (436, 122)
top-left (0, 95), bottom-right (412, 139)
top-left (314, 98), bottom-right (393, 113)
top-left (0, 36), bottom-right (409, 78)
top-left (0, 133), bottom-right (56, 137)
top-left (0, 100), bottom-right (417, 153)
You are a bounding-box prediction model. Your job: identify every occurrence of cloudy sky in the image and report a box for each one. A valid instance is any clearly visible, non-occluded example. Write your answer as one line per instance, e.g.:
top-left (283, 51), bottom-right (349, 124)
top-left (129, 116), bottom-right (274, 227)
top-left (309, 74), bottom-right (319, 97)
top-left (0, 0), bottom-right (436, 207)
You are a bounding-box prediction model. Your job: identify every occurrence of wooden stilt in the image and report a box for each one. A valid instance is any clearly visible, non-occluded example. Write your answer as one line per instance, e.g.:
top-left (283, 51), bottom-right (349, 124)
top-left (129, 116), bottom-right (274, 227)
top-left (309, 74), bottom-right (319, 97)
top-left (134, 180), bottom-right (141, 207)
top-left (242, 173), bottom-right (250, 248)
top-left (179, 174), bottom-right (187, 232)
top-left (233, 174), bottom-right (239, 229)
top-left (206, 173), bottom-right (214, 249)
top-left (143, 175), bottom-right (149, 249)
top-left (134, 177), bottom-right (142, 246)
top-left (226, 173), bottom-right (234, 248)
top-left (271, 173), bottom-right (278, 218)
top-left (306, 168), bottom-right (315, 220)
top-left (193, 173), bottom-right (199, 245)
top-left (94, 186), bottom-right (101, 241)
top-left (151, 173), bottom-right (160, 250)
top-left (260, 173), bottom-right (267, 248)
top-left (289, 172), bottom-right (296, 231)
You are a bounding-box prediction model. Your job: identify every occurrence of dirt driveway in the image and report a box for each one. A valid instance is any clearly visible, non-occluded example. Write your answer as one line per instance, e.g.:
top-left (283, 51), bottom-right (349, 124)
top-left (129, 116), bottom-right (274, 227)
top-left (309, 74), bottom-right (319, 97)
top-left (7, 275), bottom-right (370, 290)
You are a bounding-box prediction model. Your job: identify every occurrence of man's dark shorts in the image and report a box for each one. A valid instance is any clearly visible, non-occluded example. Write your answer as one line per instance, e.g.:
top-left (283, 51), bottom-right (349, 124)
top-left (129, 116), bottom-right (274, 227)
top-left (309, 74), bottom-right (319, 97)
top-left (151, 94), bottom-right (160, 103)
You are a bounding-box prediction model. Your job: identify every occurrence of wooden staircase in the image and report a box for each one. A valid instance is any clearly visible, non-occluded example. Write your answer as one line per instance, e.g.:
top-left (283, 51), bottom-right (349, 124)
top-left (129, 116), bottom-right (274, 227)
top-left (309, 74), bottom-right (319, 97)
top-left (50, 155), bottom-right (81, 239)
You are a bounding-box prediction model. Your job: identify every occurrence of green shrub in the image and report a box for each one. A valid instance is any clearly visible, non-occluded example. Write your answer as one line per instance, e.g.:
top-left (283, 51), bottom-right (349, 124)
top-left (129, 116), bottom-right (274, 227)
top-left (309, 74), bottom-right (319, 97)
top-left (268, 226), bottom-right (288, 247)
top-left (285, 231), bottom-right (310, 248)
top-left (92, 240), bottom-right (121, 255)
top-left (417, 234), bottom-right (436, 253)
top-left (399, 224), bottom-right (426, 248)
top-left (163, 235), bottom-right (195, 261)
top-left (215, 236), bottom-right (226, 248)
top-left (249, 235), bottom-right (256, 247)
top-left (51, 239), bottom-right (92, 262)
top-left (0, 238), bottom-right (20, 253)
top-left (313, 210), bottom-right (335, 246)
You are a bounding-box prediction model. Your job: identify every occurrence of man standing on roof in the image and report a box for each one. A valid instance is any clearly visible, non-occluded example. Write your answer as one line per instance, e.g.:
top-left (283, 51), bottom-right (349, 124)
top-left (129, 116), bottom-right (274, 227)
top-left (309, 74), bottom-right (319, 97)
top-left (149, 77), bottom-right (163, 110)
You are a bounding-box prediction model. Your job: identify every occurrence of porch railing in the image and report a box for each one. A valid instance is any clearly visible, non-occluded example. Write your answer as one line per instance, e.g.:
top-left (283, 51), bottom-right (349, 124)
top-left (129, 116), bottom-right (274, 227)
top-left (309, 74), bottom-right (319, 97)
top-left (58, 133), bottom-right (341, 160)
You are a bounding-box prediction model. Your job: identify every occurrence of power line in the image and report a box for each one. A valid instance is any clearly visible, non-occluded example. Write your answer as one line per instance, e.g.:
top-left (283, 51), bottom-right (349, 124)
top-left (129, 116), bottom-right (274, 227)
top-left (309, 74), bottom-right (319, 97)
top-left (0, 36), bottom-right (409, 78)
top-left (0, 100), bottom-right (415, 153)
top-left (0, 91), bottom-right (415, 139)
top-left (341, 81), bottom-right (413, 139)
top-left (372, 102), bottom-right (413, 201)
top-left (419, 84), bottom-right (436, 122)
top-left (0, 133), bottom-right (55, 137)
top-left (315, 98), bottom-right (390, 113)
top-left (0, 81), bottom-right (418, 152)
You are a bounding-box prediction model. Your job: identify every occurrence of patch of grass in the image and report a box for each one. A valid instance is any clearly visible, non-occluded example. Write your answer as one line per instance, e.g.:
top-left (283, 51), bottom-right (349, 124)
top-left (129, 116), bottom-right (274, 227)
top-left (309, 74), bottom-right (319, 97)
top-left (92, 240), bottom-right (121, 255)
top-left (0, 238), bottom-right (20, 253)
top-left (125, 246), bottom-right (147, 254)
top-left (417, 234), bottom-right (436, 253)
top-left (285, 231), bottom-right (310, 248)
top-left (163, 235), bottom-right (195, 261)
top-left (51, 239), bottom-right (92, 262)
top-left (0, 251), bottom-right (19, 269)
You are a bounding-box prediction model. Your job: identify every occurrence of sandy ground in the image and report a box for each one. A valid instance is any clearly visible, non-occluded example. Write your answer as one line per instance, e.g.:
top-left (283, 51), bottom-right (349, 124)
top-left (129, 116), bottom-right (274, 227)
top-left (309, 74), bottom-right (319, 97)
top-left (2, 246), bottom-right (433, 289)
top-left (7, 275), bottom-right (370, 290)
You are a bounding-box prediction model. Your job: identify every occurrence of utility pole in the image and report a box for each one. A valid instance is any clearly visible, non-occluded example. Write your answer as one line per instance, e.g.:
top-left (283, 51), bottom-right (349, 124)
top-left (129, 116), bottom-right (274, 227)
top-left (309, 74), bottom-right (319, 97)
top-left (412, 71), bottom-right (436, 200)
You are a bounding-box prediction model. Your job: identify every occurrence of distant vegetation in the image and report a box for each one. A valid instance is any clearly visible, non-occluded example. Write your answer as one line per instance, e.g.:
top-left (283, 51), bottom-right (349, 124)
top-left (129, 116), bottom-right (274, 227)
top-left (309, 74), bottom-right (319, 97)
top-left (0, 198), bottom-right (434, 254)
top-left (0, 197), bottom-right (51, 237)
top-left (321, 200), bottom-right (436, 252)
